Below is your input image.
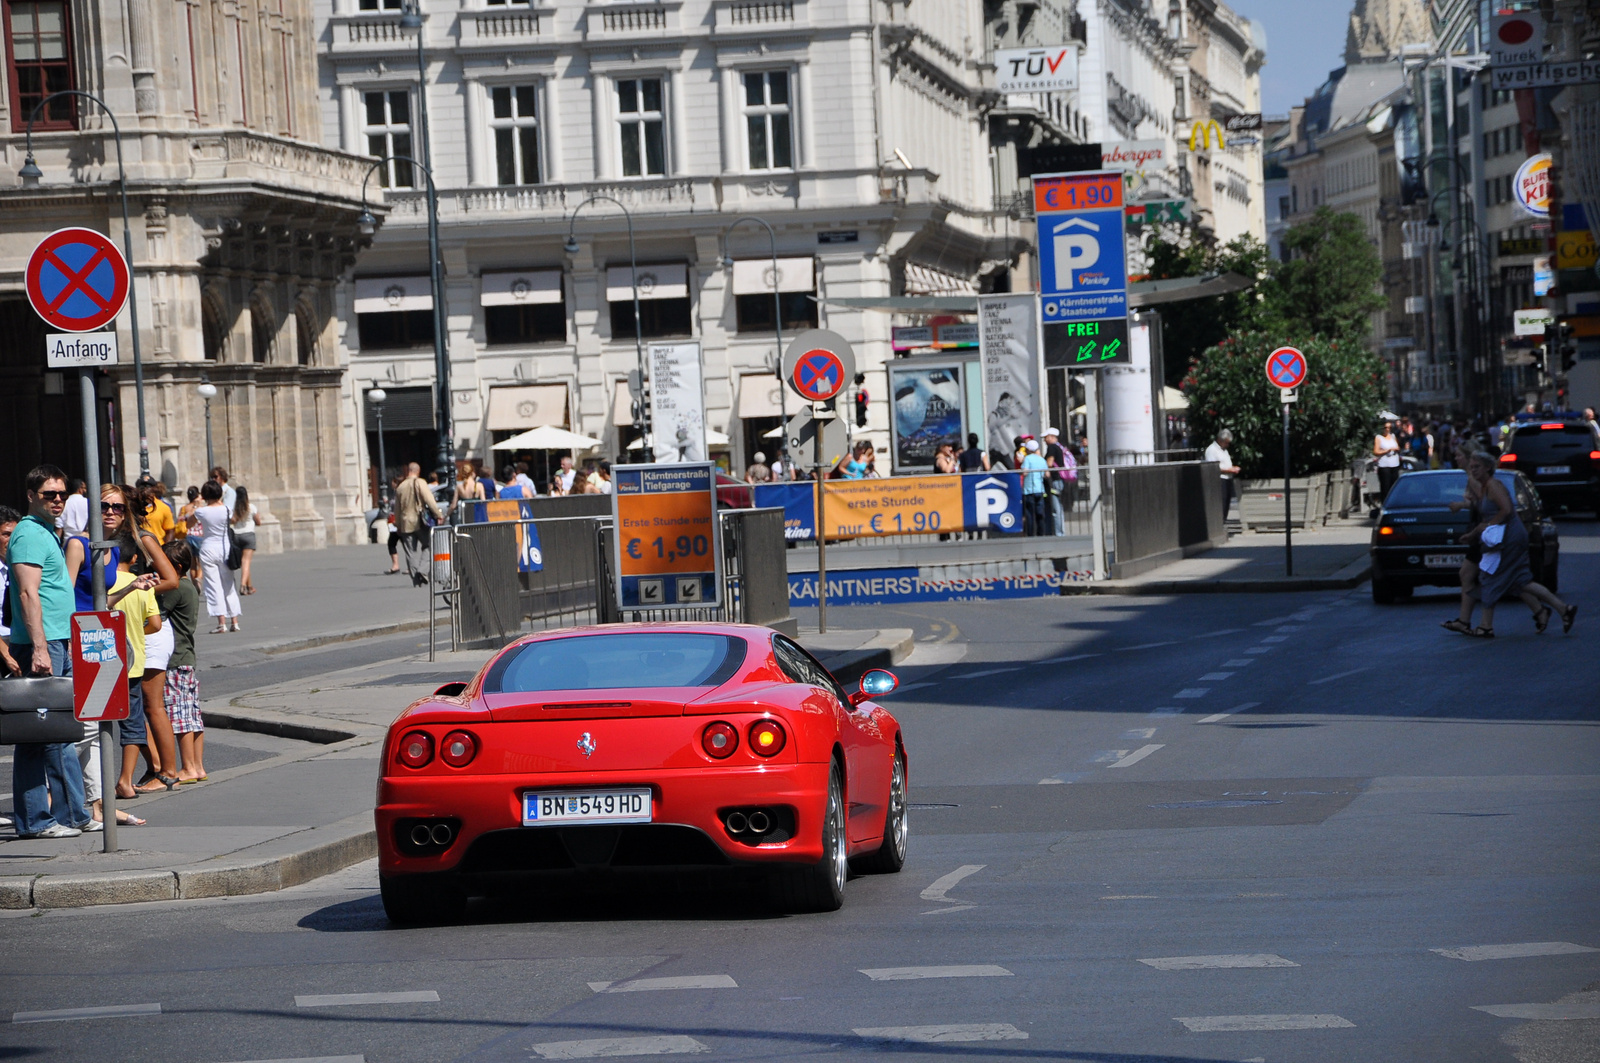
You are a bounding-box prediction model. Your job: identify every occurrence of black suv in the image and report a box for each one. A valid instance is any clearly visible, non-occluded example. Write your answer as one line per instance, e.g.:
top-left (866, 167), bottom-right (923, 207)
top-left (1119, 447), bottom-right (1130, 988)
top-left (1499, 417), bottom-right (1600, 514)
top-left (1370, 469), bottom-right (1559, 604)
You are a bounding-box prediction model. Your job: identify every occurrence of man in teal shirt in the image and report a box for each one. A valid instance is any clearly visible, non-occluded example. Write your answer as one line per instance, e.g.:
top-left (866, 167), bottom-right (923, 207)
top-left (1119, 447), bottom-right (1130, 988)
top-left (1020, 439), bottom-right (1051, 537)
top-left (6, 464), bottom-right (90, 838)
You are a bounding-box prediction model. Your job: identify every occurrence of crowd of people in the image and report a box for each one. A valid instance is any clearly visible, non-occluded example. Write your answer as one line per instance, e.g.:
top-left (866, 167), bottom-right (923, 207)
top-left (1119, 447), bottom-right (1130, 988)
top-left (2, 464), bottom-right (218, 840)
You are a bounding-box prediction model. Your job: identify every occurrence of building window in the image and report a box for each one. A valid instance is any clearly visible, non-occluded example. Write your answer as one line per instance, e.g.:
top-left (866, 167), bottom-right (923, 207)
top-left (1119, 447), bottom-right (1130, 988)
top-left (482, 270), bottom-right (566, 345)
top-left (490, 84), bottom-right (541, 186)
top-left (743, 70), bottom-right (793, 170)
top-left (357, 0), bottom-right (403, 8)
top-left (616, 77), bottom-right (665, 177)
top-left (1277, 195), bottom-right (1290, 220)
top-left (735, 292), bottom-right (815, 333)
top-left (358, 310), bottom-right (434, 350)
top-left (363, 90), bottom-right (414, 188)
top-left (6, 0), bottom-right (75, 132)
top-left (607, 264), bottom-right (691, 339)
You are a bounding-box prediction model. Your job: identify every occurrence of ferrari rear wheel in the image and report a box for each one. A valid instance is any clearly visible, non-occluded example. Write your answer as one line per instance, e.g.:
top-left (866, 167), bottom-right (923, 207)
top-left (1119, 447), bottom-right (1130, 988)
top-left (380, 873), bottom-right (467, 926)
top-left (853, 748), bottom-right (907, 874)
top-left (770, 763), bottom-right (846, 913)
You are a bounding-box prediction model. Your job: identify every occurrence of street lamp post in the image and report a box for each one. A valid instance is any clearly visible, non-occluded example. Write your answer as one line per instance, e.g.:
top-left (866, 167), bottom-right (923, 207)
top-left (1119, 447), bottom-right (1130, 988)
top-left (564, 196), bottom-right (650, 461)
top-left (19, 90), bottom-right (152, 478)
top-left (356, 155), bottom-right (452, 505)
top-left (369, 387), bottom-right (390, 507)
top-left (728, 216), bottom-right (788, 477)
top-left (197, 380), bottom-right (217, 474)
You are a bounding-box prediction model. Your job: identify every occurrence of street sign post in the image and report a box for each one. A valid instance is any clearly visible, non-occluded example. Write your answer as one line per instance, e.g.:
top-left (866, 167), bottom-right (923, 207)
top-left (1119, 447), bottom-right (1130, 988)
top-left (1265, 346), bottom-right (1308, 576)
top-left (26, 227), bottom-right (131, 333)
top-left (45, 331), bottom-right (119, 368)
top-left (783, 329), bottom-right (858, 633)
top-left (1034, 170), bottom-right (1130, 368)
top-left (71, 609), bottom-right (128, 854)
top-left (611, 462), bottom-right (722, 611)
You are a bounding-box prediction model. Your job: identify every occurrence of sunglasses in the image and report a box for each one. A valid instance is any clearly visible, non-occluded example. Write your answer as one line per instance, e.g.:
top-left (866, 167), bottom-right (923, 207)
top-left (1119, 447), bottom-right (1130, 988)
top-left (101, 501), bottom-right (127, 514)
top-left (36, 490), bottom-right (69, 502)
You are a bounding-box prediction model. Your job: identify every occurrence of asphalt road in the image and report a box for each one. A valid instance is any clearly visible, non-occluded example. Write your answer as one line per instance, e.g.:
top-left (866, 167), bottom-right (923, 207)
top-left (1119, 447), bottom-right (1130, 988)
top-left (2, 520), bottom-right (1597, 1063)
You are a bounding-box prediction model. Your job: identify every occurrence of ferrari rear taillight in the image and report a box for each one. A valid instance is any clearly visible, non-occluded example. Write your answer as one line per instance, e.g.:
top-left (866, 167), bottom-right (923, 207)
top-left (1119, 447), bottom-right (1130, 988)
top-left (702, 721), bottom-right (739, 759)
top-left (748, 719), bottom-right (786, 757)
top-left (440, 730), bottom-right (478, 767)
top-left (398, 731), bottom-right (434, 768)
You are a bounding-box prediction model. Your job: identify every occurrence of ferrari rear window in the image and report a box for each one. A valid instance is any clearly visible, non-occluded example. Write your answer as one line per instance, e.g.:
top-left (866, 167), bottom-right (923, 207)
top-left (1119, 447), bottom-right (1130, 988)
top-left (485, 633), bottom-right (746, 693)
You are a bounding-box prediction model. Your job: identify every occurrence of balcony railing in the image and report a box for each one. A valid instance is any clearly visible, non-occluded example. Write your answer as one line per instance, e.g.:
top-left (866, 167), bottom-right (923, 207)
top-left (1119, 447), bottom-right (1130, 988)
top-left (386, 178), bottom-right (705, 222)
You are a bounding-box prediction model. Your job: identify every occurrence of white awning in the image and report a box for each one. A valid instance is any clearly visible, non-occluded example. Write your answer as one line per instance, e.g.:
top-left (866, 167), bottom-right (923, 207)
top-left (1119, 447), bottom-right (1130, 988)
top-left (903, 262), bottom-right (977, 296)
top-left (481, 270), bottom-right (563, 307)
top-left (613, 379), bottom-right (637, 426)
top-left (353, 276), bottom-right (433, 314)
top-left (606, 263), bottom-right (688, 302)
top-left (731, 257), bottom-right (815, 295)
top-left (737, 373), bottom-right (787, 419)
top-left (485, 385), bottom-right (568, 431)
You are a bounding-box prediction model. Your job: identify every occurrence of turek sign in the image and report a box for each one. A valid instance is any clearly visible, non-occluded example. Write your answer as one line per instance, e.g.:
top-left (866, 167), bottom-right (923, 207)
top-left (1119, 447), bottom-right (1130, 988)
top-left (995, 46), bottom-right (1079, 94)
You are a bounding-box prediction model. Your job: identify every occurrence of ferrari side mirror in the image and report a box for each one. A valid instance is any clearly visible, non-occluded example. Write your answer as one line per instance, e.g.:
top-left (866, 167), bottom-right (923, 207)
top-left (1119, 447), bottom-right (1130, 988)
top-left (850, 668), bottom-right (898, 705)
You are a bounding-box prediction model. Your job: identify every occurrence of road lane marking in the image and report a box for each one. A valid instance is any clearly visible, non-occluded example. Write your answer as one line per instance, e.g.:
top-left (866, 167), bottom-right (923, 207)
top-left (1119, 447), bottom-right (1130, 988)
top-left (854, 1024), bottom-right (1027, 1043)
top-left (1173, 688), bottom-right (1210, 698)
top-left (1176, 1014), bottom-right (1355, 1032)
top-left (1472, 1002), bottom-right (1600, 1020)
top-left (1149, 706), bottom-right (1183, 717)
top-left (1121, 641), bottom-right (1181, 651)
top-left (920, 904), bottom-right (976, 915)
top-left (1121, 727), bottom-right (1157, 739)
top-left (1223, 659), bottom-right (1256, 667)
top-left (953, 667), bottom-right (1020, 679)
top-left (219, 1058), bottom-right (365, 1063)
top-left (921, 864), bottom-right (985, 902)
top-left (1197, 701), bottom-right (1260, 724)
top-left (530, 1036), bottom-right (709, 1058)
top-left (1198, 672), bottom-right (1234, 681)
top-left (1192, 628), bottom-right (1244, 638)
top-left (1108, 745), bottom-right (1164, 769)
top-left (1093, 750), bottom-right (1131, 763)
top-left (1253, 616), bottom-right (1292, 626)
top-left (1040, 652), bottom-right (1101, 664)
top-left (1139, 954), bottom-right (1299, 970)
top-left (1259, 636), bottom-right (1288, 643)
top-left (1433, 942), bottom-right (1598, 961)
top-left (294, 992), bottom-right (438, 1008)
top-left (588, 976), bottom-right (738, 993)
top-left (11, 1003), bottom-right (161, 1023)
top-left (1308, 667), bottom-right (1368, 686)
top-left (1244, 646), bottom-right (1273, 654)
top-left (1274, 626), bottom-right (1302, 633)
top-left (1102, 894), bottom-right (1158, 899)
top-left (859, 965), bottom-right (1013, 981)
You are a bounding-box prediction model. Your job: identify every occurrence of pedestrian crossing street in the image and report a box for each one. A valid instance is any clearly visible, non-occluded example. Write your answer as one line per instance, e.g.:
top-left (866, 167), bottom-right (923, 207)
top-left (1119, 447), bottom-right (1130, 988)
top-left (10, 940), bottom-right (1593, 1058)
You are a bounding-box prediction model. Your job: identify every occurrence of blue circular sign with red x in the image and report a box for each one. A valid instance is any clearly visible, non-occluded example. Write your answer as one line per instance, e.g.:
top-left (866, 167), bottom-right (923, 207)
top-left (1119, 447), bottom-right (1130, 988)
top-left (792, 348), bottom-right (846, 402)
top-left (25, 227), bottom-right (131, 333)
top-left (1266, 345), bottom-right (1308, 389)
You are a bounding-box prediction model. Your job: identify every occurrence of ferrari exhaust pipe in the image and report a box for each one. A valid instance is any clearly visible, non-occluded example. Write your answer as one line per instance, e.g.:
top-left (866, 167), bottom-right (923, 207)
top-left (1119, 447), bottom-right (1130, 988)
top-left (725, 811), bottom-right (749, 834)
top-left (430, 822), bottom-right (454, 846)
top-left (747, 810), bottom-right (771, 834)
top-left (410, 824), bottom-right (433, 847)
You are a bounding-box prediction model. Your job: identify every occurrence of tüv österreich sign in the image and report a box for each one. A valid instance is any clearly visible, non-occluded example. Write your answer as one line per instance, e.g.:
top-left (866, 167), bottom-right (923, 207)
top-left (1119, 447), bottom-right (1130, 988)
top-left (995, 46), bottom-right (1078, 94)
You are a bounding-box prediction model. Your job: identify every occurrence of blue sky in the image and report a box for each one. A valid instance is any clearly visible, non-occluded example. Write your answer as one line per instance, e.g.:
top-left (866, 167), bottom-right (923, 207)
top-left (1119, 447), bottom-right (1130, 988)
top-left (1224, 0), bottom-right (1353, 115)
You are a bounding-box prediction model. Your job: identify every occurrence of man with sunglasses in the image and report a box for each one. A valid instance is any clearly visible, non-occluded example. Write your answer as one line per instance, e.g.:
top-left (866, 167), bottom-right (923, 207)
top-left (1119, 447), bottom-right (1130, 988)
top-left (5, 465), bottom-right (90, 838)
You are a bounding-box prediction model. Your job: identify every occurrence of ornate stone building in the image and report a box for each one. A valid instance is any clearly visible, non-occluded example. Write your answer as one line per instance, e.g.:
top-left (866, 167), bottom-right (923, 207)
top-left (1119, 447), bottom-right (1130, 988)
top-left (1, 0), bottom-right (375, 548)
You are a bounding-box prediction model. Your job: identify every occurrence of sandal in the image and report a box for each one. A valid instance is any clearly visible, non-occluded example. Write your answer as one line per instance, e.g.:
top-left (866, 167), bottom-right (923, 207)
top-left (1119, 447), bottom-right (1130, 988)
top-left (1562, 605), bottom-right (1578, 634)
top-left (1469, 626), bottom-right (1495, 638)
top-left (211, 625), bottom-right (227, 634)
top-left (135, 774), bottom-right (179, 793)
top-left (120, 813), bottom-right (146, 826)
top-left (1441, 619), bottom-right (1472, 635)
top-left (1534, 607), bottom-right (1552, 634)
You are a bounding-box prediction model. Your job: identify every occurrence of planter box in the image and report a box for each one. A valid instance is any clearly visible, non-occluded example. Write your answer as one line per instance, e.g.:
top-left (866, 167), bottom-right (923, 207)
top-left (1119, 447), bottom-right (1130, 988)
top-left (1238, 472), bottom-right (1339, 531)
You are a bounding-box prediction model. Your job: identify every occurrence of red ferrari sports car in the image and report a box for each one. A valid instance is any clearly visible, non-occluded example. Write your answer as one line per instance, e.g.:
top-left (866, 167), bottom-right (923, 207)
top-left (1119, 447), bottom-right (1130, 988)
top-left (376, 623), bottom-right (908, 923)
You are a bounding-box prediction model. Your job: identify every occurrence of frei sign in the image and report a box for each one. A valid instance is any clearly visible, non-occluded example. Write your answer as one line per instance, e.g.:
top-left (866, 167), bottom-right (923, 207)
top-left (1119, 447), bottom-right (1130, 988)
top-left (994, 45), bottom-right (1078, 94)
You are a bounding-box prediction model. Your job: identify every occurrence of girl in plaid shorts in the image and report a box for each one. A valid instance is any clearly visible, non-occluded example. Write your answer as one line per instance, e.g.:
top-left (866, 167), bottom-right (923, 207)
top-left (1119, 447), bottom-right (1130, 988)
top-left (160, 541), bottom-right (207, 782)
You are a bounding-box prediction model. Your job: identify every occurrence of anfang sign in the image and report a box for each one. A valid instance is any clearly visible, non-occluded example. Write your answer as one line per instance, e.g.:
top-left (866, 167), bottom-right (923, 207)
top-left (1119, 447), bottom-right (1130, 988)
top-left (46, 331), bottom-right (119, 369)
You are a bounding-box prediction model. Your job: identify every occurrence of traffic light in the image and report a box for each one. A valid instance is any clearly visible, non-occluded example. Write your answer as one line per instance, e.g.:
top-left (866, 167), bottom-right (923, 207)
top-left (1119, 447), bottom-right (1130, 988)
top-left (1555, 321), bottom-right (1578, 373)
top-left (853, 373), bottom-right (868, 427)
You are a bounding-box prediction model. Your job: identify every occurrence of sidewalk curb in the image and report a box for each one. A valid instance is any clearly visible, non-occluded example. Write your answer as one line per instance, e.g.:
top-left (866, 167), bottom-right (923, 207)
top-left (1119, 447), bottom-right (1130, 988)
top-left (1071, 556), bottom-right (1372, 595)
top-left (808, 629), bottom-right (916, 685)
top-left (253, 619), bottom-right (431, 656)
top-left (1, 812), bottom-right (376, 910)
top-left (205, 708), bottom-right (362, 745)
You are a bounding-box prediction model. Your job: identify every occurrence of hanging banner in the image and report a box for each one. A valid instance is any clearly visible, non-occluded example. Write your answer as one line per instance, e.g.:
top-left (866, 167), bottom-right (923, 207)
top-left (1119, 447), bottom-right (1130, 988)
top-left (888, 362), bottom-right (967, 471)
top-left (978, 294), bottom-right (1044, 460)
top-left (751, 472), bottom-right (1023, 541)
top-left (647, 341), bottom-right (707, 463)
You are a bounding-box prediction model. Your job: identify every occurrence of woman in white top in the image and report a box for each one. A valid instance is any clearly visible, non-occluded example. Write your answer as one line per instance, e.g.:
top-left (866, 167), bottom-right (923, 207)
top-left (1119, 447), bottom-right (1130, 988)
top-left (193, 481), bottom-right (242, 632)
top-left (231, 486), bottom-right (260, 595)
top-left (1372, 420), bottom-right (1402, 503)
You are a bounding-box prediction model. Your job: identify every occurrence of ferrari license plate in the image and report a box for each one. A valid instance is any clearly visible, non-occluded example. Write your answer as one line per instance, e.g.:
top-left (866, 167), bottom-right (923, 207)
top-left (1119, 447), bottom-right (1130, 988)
top-left (1424, 553), bottom-right (1465, 568)
top-left (1537, 465), bottom-right (1570, 476)
top-left (522, 789), bottom-right (651, 826)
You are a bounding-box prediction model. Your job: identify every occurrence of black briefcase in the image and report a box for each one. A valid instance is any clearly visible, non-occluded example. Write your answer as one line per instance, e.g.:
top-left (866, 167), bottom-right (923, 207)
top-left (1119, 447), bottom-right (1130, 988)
top-left (0, 677), bottom-right (84, 745)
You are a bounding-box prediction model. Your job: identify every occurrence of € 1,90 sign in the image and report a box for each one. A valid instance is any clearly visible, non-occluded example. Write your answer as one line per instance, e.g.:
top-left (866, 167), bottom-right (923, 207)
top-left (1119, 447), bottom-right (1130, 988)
top-left (612, 463), bottom-right (722, 610)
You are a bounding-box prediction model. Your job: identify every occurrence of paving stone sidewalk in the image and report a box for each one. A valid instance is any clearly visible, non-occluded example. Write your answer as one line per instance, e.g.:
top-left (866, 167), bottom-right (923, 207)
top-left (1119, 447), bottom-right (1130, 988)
top-left (1082, 516), bottom-right (1374, 594)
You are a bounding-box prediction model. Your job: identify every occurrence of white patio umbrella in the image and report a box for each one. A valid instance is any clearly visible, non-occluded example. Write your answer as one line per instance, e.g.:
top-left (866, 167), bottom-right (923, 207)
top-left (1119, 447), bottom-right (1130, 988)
top-left (491, 425), bottom-right (604, 451)
top-left (626, 429), bottom-right (731, 450)
top-left (1160, 386), bottom-right (1189, 410)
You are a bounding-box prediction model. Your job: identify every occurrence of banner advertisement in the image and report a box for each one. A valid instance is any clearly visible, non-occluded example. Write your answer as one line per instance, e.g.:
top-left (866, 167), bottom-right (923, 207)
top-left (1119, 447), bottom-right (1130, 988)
top-left (752, 472), bottom-right (1023, 541)
top-left (889, 363), bottom-right (967, 470)
top-left (787, 563), bottom-right (1091, 606)
top-left (979, 294), bottom-right (1043, 460)
top-left (460, 499), bottom-right (545, 572)
top-left (647, 341), bottom-right (707, 462)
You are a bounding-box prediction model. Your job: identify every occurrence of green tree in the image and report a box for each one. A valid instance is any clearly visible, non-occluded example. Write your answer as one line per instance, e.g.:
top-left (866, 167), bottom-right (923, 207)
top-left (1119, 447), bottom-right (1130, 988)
top-left (1143, 232), bottom-right (1276, 389)
top-left (1182, 331), bottom-right (1386, 478)
top-left (1270, 206), bottom-right (1386, 343)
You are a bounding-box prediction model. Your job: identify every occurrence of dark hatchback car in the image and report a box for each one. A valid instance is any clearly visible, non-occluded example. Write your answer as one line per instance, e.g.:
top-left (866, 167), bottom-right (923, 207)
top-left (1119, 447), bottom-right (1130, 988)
top-left (1370, 469), bottom-right (1559, 604)
top-left (1498, 418), bottom-right (1600, 514)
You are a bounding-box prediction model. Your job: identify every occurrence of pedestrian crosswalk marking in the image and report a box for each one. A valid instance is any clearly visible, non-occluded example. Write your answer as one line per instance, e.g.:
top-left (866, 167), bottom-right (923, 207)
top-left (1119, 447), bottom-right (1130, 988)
top-left (1197, 702), bottom-right (1260, 724)
top-left (1472, 1001), bottom-right (1600, 1020)
top-left (530, 1036), bottom-right (709, 1058)
top-left (1173, 688), bottom-right (1210, 698)
top-left (588, 975), bottom-right (737, 993)
top-left (1139, 954), bottom-right (1299, 970)
top-left (1433, 942), bottom-right (1597, 962)
top-left (1176, 1014), bottom-right (1354, 1032)
top-left (854, 1024), bottom-right (1027, 1043)
top-left (1108, 745), bottom-right (1164, 768)
top-left (859, 965), bottom-right (1013, 981)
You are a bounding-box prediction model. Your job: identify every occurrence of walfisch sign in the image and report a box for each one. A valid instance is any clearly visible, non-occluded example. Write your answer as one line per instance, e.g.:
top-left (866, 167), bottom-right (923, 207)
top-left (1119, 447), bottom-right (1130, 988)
top-left (46, 331), bottom-right (119, 368)
top-left (995, 45), bottom-right (1078, 93)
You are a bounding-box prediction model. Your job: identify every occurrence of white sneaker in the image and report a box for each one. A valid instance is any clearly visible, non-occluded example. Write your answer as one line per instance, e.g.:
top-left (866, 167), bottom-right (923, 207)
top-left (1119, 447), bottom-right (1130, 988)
top-left (26, 824), bottom-right (83, 839)
top-left (79, 820), bottom-right (104, 833)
